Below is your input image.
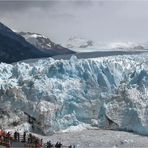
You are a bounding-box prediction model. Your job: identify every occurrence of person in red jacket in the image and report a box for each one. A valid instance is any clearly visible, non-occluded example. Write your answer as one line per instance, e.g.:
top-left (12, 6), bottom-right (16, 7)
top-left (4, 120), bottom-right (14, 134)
top-left (35, 140), bottom-right (41, 148)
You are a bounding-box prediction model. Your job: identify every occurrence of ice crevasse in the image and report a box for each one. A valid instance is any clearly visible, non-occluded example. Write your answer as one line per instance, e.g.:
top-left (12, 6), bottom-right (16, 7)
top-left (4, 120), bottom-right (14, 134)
top-left (0, 54), bottom-right (147, 135)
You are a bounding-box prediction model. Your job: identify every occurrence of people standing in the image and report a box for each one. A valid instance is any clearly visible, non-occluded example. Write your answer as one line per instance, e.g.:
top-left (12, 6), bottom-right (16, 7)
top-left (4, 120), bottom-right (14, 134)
top-left (17, 132), bottom-right (20, 142)
top-left (47, 140), bottom-right (53, 148)
top-left (23, 132), bottom-right (26, 142)
top-left (14, 131), bottom-right (17, 141)
top-left (40, 138), bottom-right (43, 147)
top-left (28, 133), bottom-right (33, 143)
top-left (55, 142), bottom-right (62, 148)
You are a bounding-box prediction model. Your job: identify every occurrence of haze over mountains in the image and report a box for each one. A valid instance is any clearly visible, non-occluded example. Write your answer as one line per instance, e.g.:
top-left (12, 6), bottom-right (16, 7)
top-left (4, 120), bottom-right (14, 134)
top-left (63, 37), bottom-right (147, 52)
top-left (0, 22), bottom-right (74, 63)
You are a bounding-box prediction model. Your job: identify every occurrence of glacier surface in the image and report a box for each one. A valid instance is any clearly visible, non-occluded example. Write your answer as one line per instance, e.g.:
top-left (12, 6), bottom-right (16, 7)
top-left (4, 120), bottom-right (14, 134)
top-left (0, 54), bottom-right (148, 135)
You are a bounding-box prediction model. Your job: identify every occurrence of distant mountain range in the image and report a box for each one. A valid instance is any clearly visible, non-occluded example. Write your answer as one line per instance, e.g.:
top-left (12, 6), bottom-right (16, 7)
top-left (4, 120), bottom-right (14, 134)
top-left (63, 37), bottom-right (147, 52)
top-left (0, 22), bottom-right (74, 63)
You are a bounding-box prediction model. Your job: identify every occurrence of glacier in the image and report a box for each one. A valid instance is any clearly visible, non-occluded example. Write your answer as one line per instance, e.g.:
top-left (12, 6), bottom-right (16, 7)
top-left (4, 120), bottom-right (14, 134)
top-left (0, 53), bottom-right (148, 135)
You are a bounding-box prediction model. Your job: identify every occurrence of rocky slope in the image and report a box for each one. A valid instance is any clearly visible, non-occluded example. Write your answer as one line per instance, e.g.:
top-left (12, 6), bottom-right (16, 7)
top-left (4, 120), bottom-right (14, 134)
top-left (0, 22), bottom-right (49, 63)
top-left (19, 32), bottom-right (75, 55)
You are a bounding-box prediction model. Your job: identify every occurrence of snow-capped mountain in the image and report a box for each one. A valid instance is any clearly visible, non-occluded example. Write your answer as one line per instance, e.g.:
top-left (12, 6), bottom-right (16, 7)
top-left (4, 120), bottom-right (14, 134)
top-left (0, 22), bottom-right (74, 63)
top-left (63, 37), bottom-right (147, 52)
top-left (0, 53), bottom-right (147, 135)
top-left (0, 22), bottom-right (52, 63)
top-left (19, 32), bottom-right (75, 55)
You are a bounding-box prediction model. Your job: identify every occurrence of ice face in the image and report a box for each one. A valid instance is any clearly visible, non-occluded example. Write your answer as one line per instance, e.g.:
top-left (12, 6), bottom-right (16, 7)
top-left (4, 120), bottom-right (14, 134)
top-left (0, 54), bottom-right (147, 135)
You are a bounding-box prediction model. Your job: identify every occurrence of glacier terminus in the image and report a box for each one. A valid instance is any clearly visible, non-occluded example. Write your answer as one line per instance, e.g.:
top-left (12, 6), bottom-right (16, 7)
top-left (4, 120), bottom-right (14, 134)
top-left (0, 53), bottom-right (147, 136)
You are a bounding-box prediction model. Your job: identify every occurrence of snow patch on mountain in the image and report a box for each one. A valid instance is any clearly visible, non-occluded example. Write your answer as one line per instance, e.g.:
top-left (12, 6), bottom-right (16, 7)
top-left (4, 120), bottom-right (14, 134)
top-left (19, 32), bottom-right (53, 50)
top-left (18, 32), bottom-right (75, 55)
top-left (0, 53), bottom-right (148, 135)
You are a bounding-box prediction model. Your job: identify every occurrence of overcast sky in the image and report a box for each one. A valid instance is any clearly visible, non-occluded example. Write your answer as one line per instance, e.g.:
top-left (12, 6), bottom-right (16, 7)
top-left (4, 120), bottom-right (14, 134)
top-left (1, 1), bottom-right (148, 43)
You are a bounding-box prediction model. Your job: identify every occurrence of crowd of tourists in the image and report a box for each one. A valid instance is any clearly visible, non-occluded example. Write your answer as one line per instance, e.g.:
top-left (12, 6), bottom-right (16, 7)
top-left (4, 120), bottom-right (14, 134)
top-left (0, 129), bottom-right (76, 148)
top-left (46, 140), bottom-right (76, 148)
top-left (0, 130), bottom-right (42, 147)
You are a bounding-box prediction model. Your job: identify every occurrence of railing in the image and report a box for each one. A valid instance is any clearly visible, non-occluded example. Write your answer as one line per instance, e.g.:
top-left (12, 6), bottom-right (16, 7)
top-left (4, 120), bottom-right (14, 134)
top-left (0, 135), bottom-right (13, 147)
top-left (0, 131), bottom-right (41, 148)
top-left (0, 130), bottom-right (75, 148)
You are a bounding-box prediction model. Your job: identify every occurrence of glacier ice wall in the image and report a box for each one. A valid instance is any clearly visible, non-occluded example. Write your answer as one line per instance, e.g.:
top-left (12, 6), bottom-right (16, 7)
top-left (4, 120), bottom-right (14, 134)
top-left (0, 54), bottom-right (148, 135)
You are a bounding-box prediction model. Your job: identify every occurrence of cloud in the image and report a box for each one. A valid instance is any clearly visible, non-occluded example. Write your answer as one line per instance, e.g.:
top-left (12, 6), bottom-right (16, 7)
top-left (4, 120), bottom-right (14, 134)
top-left (0, 1), bottom-right (56, 13)
top-left (1, 1), bottom-right (148, 43)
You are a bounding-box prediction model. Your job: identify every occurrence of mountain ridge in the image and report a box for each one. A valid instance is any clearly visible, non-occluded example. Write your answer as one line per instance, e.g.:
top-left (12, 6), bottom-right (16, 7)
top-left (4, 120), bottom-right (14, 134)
top-left (19, 31), bottom-right (74, 55)
top-left (0, 22), bottom-right (74, 63)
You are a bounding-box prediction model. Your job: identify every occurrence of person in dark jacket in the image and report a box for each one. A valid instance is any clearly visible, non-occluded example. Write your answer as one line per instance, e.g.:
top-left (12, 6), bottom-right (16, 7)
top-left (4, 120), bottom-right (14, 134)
top-left (55, 142), bottom-right (62, 148)
top-left (47, 140), bottom-right (53, 148)
top-left (23, 132), bottom-right (26, 142)
top-left (13, 131), bottom-right (17, 141)
top-left (40, 139), bottom-right (43, 147)
top-left (17, 132), bottom-right (20, 142)
top-left (28, 133), bottom-right (32, 143)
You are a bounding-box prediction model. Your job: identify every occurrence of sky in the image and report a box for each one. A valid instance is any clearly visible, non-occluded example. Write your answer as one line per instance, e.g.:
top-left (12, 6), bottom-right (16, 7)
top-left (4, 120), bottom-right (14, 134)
top-left (1, 0), bottom-right (148, 43)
